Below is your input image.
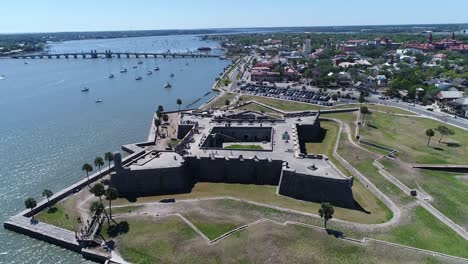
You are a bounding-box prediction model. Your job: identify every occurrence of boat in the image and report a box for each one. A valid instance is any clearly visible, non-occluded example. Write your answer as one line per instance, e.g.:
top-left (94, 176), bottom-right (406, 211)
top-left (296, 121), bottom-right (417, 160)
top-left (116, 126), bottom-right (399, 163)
top-left (120, 68), bottom-right (127, 73)
top-left (164, 82), bottom-right (172, 88)
top-left (132, 66), bottom-right (138, 69)
top-left (170, 73), bottom-right (175, 77)
top-left (135, 76), bottom-right (142, 80)
top-left (109, 74), bottom-right (115, 79)
top-left (95, 99), bottom-right (103, 103)
top-left (146, 71), bottom-right (153, 75)
top-left (24, 61), bottom-right (29, 65)
top-left (204, 92), bottom-right (211, 96)
top-left (154, 67), bottom-right (160, 71)
top-left (137, 61), bottom-right (143, 65)
top-left (81, 87), bottom-right (90, 92)
top-left (0, 75), bottom-right (5, 80)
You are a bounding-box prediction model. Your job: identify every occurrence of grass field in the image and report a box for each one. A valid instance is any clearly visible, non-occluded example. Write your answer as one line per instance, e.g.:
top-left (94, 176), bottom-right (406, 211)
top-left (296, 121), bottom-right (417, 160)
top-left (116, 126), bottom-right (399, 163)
top-left (360, 112), bottom-right (467, 164)
top-left (35, 201), bottom-right (79, 232)
top-left (205, 92), bottom-right (236, 109)
top-left (359, 112), bottom-right (468, 228)
top-left (113, 215), bottom-right (459, 264)
top-left (223, 144), bottom-right (263, 150)
top-left (236, 103), bottom-right (283, 118)
top-left (239, 95), bottom-right (321, 111)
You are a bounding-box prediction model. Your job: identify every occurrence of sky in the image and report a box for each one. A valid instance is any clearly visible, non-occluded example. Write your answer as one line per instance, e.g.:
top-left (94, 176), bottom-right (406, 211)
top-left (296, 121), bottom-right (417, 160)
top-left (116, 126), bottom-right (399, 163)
top-left (0, 0), bottom-right (467, 33)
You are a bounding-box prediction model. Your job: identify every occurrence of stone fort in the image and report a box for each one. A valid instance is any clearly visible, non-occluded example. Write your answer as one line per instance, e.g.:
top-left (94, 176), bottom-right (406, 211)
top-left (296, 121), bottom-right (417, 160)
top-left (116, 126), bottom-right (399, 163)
top-left (110, 109), bottom-right (355, 208)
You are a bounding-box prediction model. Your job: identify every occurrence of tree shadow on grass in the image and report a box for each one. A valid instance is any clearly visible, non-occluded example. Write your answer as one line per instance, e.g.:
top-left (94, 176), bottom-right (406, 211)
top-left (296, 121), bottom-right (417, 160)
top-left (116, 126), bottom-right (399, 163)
top-left (445, 142), bottom-right (461, 148)
top-left (46, 207), bottom-right (58, 214)
top-left (326, 229), bottom-right (344, 238)
top-left (432, 147), bottom-right (444, 151)
top-left (107, 221), bottom-right (130, 238)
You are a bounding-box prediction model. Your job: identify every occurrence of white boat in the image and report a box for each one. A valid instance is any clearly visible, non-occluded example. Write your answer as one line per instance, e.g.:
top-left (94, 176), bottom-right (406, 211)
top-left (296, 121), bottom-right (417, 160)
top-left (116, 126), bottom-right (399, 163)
top-left (120, 68), bottom-right (127, 73)
top-left (132, 66), bottom-right (138, 69)
top-left (81, 87), bottom-right (90, 92)
top-left (135, 76), bottom-right (142, 80)
top-left (109, 74), bottom-right (115, 79)
top-left (154, 67), bottom-right (160, 71)
top-left (0, 75), bottom-right (5, 80)
top-left (146, 71), bottom-right (153, 75)
top-left (95, 99), bottom-right (103, 103)
top-left (164, 82), bottom-right (172, 88)
top-left (170, 73), bottom-right (175, 77)
top-left (137, 61), bottom-right (143, 65)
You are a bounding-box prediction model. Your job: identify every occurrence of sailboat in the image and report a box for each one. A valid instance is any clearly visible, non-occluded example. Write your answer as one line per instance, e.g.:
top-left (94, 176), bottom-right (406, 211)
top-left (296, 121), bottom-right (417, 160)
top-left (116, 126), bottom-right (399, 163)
top-left (146, 71), bottom-right (153, 75)
top-left (120, 68), bottom-right (127, 73)
top-left (81, 87), bottom-right (90, 92)
top-left (135, 76), bottom-right (142, 80)
top-left (154, 67), bottom-right (160, 71)
top-left (164, 82), bottom-right (172, 88)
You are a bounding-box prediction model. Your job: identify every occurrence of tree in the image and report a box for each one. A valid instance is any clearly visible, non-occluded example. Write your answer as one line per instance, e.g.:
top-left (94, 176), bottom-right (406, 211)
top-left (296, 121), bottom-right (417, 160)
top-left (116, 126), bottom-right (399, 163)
top-left (94, 157), bottom-right (104, 174)
top-left (104, 152), bottom-right (113, 170)
top-left (224, 99), bottom-right (230, 107)
top-left (105, 187), bottom-right (119, 222)
top-left (24, 197), bottom-right (37, 219)
top-left (154, 118), bottom-right (161, 136)
top-left (157, 105), bottom-right (164, 113)
top-left (90, 183), bottom-right (105, 202)
top-left (41, 189), bottom-right (53, 209)
top-left (156, 110), bottom-right (163, 120)
top-left (358, 91), bottom-right (366, 106)
top-left (82, 163), bottom-right (93, 183)
top-left (434, 126), bottom-right (455, 143)
top-left (426, 129), bottom-right (435, 146)
top-left (176, 99), bottom-right (182, 112)
top-left (318, 203), bottom-right (334, 229)
top-left (90, 201), bottom-right (104, 215)
top-left (331, 94), bottom-right (338, 101)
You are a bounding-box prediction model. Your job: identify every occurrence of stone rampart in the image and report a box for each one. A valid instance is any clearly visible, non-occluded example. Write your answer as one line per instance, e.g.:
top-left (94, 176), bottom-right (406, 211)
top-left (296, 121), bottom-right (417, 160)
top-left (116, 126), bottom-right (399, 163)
top-left (278, 169), bottom-right (355, 208)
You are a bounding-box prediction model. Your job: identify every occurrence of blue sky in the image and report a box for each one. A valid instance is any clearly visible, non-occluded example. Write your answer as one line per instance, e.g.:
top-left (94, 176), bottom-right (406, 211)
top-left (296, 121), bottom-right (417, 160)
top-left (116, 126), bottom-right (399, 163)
top-left (1, 0), bottom-right (467, 33)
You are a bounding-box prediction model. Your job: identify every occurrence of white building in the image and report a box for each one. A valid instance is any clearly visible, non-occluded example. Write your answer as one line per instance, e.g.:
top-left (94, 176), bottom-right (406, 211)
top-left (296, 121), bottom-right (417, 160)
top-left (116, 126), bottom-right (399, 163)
top-left (303, 39), bottom-right (312, 54)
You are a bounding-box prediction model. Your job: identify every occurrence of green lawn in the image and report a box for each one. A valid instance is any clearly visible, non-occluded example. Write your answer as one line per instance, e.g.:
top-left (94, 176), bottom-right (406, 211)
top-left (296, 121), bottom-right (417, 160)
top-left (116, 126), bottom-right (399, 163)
top-left (360, 112), bottom-right (467, 164)
top-left (205, 92), bottom-right (236, 109)
top-left (113, 215), bottom-right (453, 264)
top-left (35, 203), bottom-right (79, 232)
top-left (183, 211), bottom-right (246, 240)
top-left (223, 144), bottom-right (263, 150)
top-left (359, 112), bottom-right (468, 228)
top-left (239, 95), bottom-right (321, 111)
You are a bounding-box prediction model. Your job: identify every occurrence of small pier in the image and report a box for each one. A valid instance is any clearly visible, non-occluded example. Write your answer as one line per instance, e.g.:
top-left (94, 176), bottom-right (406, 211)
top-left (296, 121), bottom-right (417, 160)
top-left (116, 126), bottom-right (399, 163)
top-left (10, 50), bottom-right (221, 60)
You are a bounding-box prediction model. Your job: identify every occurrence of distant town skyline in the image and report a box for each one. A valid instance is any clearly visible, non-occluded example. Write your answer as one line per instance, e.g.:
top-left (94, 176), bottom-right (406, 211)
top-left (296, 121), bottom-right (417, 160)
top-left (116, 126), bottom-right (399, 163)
top-left (1, 0), bottom-right (467, 33)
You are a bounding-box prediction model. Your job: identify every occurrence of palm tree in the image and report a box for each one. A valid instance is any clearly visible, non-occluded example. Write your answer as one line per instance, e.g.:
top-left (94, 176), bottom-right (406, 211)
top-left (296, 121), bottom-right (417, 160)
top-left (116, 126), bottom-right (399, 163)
top-left (426, 129), bottom-right (435, 146)
top-left (318, 202), bottom-right (334, 229)
top-left (154, 118), bottom-right (161, 136)
top-left (105, 187), bottom-right (119, 222)
top-left (82, 163), bottom-right (93, 183)
top-left (41, 189), bottom-right (53, 209)
top-left (90, 201), bottom-right (105, 223)
top-left (358, 91), bottom-right (365, 107)
top-left (176, 99), bottom-right (182, 112)
top-left (434, 125), bottom-right (455, 143)
top-left (104, 152), bottom-right (113, 170)
top-left (94, 157), bottom-right (104, 175)
top-left (90, 183), bottom-right (105, 202)
top-left (156, 110), bottom-right (163, 120)
top-left (24, 197), bottom-right (37, 219)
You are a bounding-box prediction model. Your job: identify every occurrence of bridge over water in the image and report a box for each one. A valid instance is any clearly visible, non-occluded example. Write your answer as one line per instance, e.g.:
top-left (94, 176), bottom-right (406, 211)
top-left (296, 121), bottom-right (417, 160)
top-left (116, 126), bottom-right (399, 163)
top-left (10, 50), bottom-right (222, 60)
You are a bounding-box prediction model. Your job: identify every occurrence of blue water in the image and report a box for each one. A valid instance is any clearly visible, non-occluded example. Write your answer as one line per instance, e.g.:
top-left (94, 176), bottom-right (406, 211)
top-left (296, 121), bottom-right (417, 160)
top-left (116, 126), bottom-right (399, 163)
top-left (0, 35), bottom-right (229, 263)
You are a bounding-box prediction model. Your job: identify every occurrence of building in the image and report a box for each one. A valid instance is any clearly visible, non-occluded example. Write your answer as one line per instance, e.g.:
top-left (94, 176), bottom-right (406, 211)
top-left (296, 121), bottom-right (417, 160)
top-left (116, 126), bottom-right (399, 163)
top-left (110, 109), bottom-right (356, 208)
top-left (303, 38), bottom-right (312, 54)
top-left (251, 71), bottom-right (281, 82)
top-left (435, 90), bottom-right (464, 108)
top-left (446, 98), bottom-right (468, 117)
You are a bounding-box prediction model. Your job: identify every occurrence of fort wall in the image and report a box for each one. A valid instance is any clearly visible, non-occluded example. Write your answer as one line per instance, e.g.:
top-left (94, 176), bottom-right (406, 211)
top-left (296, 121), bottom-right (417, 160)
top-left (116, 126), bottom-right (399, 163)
top-left (278, 169), bottom-right (355, 208)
